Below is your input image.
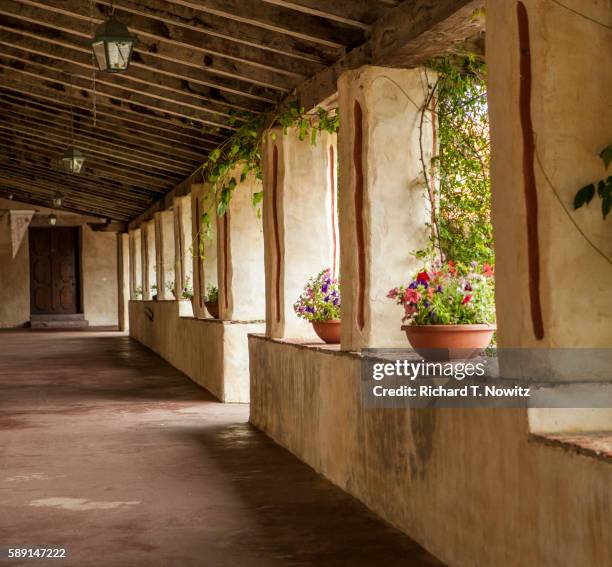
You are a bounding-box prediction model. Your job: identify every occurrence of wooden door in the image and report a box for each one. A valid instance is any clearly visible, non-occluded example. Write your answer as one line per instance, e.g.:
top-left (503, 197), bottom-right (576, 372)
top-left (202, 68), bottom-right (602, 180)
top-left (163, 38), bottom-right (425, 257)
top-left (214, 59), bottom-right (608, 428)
top-left (29, 227), bottom-right (80, 315)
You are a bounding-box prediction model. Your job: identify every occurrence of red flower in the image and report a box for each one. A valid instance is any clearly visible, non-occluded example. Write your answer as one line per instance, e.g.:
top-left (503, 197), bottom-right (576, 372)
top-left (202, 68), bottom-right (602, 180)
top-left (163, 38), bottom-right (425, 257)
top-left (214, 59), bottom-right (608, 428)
top-left (416, 270), bottom-right (430, 284)
top-left (387, 288), bottom-right (400, 299)
top-left (462, 295), bottom-right (472, 305)
top-left (403, 289), bottom-right (422, 304)
top-left (483, 263), bottom-right (494, 277)
top-left (448, 261), bottom-right (456, 275)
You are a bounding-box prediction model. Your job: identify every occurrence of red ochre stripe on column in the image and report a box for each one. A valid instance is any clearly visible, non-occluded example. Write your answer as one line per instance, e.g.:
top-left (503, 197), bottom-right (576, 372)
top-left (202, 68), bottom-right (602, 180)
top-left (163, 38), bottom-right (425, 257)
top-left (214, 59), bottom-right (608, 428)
top-left (222, 213), bottom-right (229, 310)
top-left (329, 144), bottom-right (338, 278)
top-left (272, 145), bottom-right (282, 323)
top-left (517, 1), bottom-right (544, 340)
top-left (353, 100), bottom-right (366, 332)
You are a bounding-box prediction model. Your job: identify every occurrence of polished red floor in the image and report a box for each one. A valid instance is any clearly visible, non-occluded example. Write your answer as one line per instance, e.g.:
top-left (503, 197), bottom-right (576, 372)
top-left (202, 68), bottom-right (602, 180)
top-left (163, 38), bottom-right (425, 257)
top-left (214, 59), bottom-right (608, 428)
top-left (0, 331), bottom-right (442, 566)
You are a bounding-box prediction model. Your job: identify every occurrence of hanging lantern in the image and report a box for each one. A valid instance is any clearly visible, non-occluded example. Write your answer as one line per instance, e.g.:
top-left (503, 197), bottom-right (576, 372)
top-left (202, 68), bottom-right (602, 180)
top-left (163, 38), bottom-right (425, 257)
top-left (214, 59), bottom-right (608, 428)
top-left (60, 148), bottom-right (85, 174)
top-left (52, 191), bottom-right (64, 208)
top-left (91, 17), bottom-right (137, 73)
top-left (48, 213), bottom-right (57, 226)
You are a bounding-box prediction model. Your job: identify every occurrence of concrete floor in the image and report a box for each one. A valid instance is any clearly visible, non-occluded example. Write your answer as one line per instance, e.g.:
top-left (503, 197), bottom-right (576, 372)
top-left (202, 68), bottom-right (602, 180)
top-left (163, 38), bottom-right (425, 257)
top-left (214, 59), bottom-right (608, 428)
top-left (0, 331), bottom-right (442, 567)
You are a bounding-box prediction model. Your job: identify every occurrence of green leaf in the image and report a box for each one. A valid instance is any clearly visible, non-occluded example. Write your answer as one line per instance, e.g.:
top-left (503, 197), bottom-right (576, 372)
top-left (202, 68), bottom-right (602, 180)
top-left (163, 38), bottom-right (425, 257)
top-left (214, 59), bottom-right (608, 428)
top-left (209, 148), bottom-right (221, 163)
top-left (600, 144), bottom-right (612, 169)
top-left (252, 190), bottom-right (263, 207)
top-left (310, 127), bottom-right (318, 146)
top-left (574, 184), bottom-right (595, 210)
top-left (603, 193), bottom-right (612, 219)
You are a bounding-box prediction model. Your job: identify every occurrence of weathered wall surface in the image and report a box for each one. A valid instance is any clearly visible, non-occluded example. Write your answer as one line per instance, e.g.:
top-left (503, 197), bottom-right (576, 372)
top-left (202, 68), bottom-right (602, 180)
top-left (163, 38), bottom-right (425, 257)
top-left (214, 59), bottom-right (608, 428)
top-left (0, 198), bottom-right (118, 327)
top-left (130, 300), bottom-right (263, 402)
top-left (81, 228), bottom-right (119, 327)
top-left (249, 337), bottom-right (612, 567)
top-left (0, 203), bottom-right (30, 327)
top-left (488, 0), bottom-right (612, 347)
top-left (337, 67), bottom-right (431, 350)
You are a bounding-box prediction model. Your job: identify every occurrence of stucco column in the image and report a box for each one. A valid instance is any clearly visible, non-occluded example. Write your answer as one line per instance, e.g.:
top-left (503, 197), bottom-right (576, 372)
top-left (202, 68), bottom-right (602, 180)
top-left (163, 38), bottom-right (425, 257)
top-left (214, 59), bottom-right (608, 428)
top-left (154, 211), bottom-right (175, 300)
top-left (191, 183), bottom-right (209, 319)
top-left (487, 0), bottom-right (612, 348)
top-left (173, 195), bottom-right (192, 300)
top-left (262, 127), bottom-right (338, 339)
top-left (217, 168), bottom-right (265, 321)
top-left (141, 220), bottom-right (156, 301)
top-left (128, 228), bottom-right (142, 300)
top-left (117, 232), bottom-right (129, 331)
top-left (337, 66), bottom-right (432, 350)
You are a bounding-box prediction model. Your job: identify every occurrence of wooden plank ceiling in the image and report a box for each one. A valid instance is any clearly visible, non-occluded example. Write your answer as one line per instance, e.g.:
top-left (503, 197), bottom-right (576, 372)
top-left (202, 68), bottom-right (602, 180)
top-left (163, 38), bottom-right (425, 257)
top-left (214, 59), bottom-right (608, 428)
top-left (0, 0), bottom-right (401, 221)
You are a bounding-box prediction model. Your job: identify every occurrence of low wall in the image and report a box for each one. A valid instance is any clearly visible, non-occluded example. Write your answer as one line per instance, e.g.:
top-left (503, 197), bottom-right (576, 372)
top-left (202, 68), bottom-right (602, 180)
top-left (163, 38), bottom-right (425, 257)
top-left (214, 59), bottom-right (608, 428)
top-left (249, 335), bottom-right (612, 567)
top-left (129, 300), bottom-right (263, 402)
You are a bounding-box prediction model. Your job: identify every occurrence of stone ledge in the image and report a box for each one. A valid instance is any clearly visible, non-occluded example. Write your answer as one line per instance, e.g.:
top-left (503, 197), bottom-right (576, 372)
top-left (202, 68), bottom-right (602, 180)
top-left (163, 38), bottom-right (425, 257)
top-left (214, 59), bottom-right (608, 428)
top-left (530, 431), bottom-right (612, 464)
top-left (248, 333), bottom-right (360, 359)
top-left (180, 317), bottom-right (265, 325)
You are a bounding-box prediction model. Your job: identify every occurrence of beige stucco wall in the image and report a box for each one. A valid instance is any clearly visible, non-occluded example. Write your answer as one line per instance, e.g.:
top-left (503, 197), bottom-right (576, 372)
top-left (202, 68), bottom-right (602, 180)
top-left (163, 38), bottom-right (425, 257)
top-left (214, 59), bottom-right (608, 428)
top-left (129, 300), bottom-right (263, 402)
top-left (488, 0), bottom-right (612, 348)
top-left (0, 198), bottom-right (118, 327)
top-left (249, 337), bottom-right (612, 567)
top-left (0, 202), bottom-right (30, 328)
top-left (337, 66), bottom-right (432, 350)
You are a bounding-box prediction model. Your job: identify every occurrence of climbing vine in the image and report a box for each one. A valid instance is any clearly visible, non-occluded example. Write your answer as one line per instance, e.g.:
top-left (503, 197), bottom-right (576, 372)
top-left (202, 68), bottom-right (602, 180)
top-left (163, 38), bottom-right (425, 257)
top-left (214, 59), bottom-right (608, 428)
top-left (574, 143), bottom-right (612, 219)
top-left (419, 55), bottom-right (493, 265)
top-left (192, 104), bottom-right (339, 251)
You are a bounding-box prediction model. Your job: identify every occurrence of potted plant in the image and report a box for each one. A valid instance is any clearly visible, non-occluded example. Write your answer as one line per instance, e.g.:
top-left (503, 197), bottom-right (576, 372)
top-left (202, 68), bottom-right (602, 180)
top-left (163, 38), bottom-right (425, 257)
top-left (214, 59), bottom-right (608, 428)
top-left (388, 261), bottom-right (495, 359)
top-left (181, 275), bottom-right (194, 310)
top-left (294, 268), bottom-right (341, 344)
top-left (134, 286), bottom-right (143, 300)
top-left (204, 284), bottom-right (219, 319)
top-left (165, 281), bottom-right (176, 299)
top-left (151, 284), bottom-right (158, 301)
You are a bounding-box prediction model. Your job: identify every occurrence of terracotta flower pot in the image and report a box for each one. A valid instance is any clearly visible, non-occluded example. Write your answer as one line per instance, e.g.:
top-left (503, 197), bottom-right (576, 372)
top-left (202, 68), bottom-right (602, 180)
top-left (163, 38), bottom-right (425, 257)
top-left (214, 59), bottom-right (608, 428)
top-left (205, 300), bottom-right (220, 319)
top-left (401, 324), bottom-right (495, 360)
top-left (312, 320), bottom-right (341, 344)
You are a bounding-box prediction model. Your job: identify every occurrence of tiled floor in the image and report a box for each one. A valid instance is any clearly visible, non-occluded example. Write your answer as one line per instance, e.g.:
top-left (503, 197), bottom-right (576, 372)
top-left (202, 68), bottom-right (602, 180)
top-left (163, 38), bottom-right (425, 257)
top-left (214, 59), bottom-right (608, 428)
top-left (0, 331), bottom-right (442, 566)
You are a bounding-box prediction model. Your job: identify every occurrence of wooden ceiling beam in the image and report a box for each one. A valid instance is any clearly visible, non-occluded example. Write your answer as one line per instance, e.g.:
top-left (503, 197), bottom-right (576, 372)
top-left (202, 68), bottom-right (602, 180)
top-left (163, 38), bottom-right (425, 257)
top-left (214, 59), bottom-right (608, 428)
top-left (0, 76), bottom-right (226, 145)
top-left (0, 121), bottom-right (187, 176)
top-left (294, 0), bottom-right (486, 111)
top-left (0, 170), bottom-right (144, 217)
top-left (0, 86), bottom-right (219, 151)
top-left (0, 100), bottom-right (202, 166)
top-left (2, 2), bottom-right (292, 99)
top-left (0, 112), bottom-right (198, 171)
top-left (0, 176), bottom-right (135, 220)
top-left (0, 47), bottom-right (243, 127)
top-left (0, 32), bottom-right (265, 119)
top-left (0, 94), bottom-right (208, 160)
top-left (0, 137), bottom-right (175, 190)
top-left (0, 161), bottom-right (151, 209)
top-left (0, 61), bottom-right (237, 133)
top-left (159, 0), bottom-right (363, 48)
top-left (0, 25), bottom-right (272, 112)
top-left (0, 151), bottom-right (160, 202)
top-left (259, 0), bottom-right (386, 28)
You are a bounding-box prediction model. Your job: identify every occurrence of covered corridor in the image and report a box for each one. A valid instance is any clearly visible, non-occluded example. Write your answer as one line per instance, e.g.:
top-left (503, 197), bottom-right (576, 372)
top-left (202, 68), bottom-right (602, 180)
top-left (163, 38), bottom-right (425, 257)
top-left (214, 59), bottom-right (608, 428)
top-left (0, 330), bottom-right (440, 566)
top-left (0, 0), bottom-right (610, 565)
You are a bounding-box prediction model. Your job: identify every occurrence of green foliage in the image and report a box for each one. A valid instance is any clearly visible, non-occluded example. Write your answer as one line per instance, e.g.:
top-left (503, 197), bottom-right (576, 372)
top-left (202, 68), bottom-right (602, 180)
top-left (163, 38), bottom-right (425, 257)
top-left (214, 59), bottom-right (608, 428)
top-left (194, 103), bottom-right (339, 242)
top-left (388, 261), bottom-right (496, 326)
top-left (181, 275), bottom-right (194, 300)
top-left (293, 268), bottom-right (340, 323)
top-left (574, 144), bottom-right (612, 220)
top-left (204, 284), bottom-right (218, 303)
top-left (425, 56), bottom-right (493, 265)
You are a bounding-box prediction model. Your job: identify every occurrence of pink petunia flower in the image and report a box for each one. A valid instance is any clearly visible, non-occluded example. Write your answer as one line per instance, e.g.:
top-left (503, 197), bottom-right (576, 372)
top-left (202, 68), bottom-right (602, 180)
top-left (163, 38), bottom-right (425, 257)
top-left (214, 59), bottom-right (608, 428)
top-left (403, 289), bottom-right (422, 304)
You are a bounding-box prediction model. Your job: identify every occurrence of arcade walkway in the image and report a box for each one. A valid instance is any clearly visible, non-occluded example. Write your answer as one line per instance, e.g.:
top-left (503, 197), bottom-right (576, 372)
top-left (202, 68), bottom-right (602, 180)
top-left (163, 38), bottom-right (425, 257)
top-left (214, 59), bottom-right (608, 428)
top-left (0, 331), bottom-right (441, 567)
